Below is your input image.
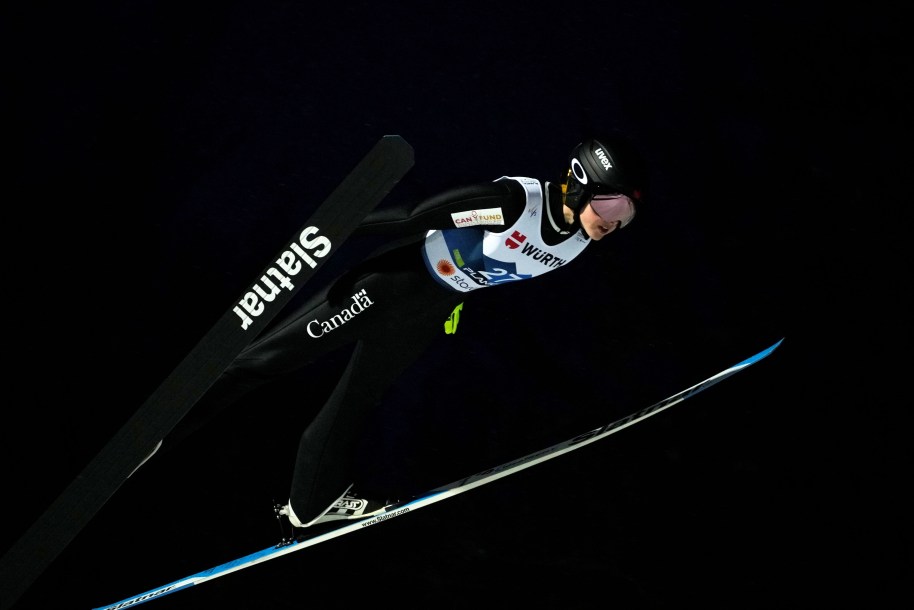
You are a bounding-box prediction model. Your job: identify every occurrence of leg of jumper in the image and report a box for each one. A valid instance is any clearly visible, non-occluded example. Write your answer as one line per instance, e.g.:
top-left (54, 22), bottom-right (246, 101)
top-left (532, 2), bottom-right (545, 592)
top-left (165, 272), bottom-right (369, 449)
top-left (286, 291), bottom-right (461, 523)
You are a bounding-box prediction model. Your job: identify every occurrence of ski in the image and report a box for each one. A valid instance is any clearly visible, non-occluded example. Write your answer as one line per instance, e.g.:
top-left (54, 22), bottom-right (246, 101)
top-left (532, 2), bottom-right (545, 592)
top-left (0, 135), bottom-right (415, 610)
top-left (93, 338), bottom-right (784, 610)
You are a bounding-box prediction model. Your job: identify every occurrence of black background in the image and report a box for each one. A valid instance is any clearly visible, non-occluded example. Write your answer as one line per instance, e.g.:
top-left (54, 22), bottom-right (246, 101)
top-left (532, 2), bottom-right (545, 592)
top-left (3, 2), bottom-right (909, 608)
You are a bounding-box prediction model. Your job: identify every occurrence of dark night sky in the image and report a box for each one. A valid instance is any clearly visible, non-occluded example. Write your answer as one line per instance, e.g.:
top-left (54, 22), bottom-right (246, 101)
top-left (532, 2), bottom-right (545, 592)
top-left (3, 2), bottom-right (909, 608)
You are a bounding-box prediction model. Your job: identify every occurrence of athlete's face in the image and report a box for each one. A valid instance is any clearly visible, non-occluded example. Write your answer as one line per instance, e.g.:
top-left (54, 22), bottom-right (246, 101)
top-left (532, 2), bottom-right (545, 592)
top-left (578, 194), bottom-right (636, 240)
top-left (579, 202), bottom-right (620, 240)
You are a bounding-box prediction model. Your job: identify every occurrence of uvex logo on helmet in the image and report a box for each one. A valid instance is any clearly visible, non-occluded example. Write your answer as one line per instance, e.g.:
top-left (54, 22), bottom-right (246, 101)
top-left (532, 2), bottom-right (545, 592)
top-left (571, 144), bottom-right (613, 185)
top-left (567, 135), bottom-right (647, 206)
top-left (594, 147), bottom-right (612, 171)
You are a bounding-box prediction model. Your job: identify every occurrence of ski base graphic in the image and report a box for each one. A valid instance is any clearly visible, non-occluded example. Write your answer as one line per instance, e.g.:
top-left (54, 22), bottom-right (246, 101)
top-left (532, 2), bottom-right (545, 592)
top-left (94, 338), bottom-right (783, 610)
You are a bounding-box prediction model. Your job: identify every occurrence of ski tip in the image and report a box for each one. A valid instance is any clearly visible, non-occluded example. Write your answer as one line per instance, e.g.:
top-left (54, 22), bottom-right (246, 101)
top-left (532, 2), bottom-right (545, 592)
top-left (739, 337), bottom-right (785, 367)
top-left (378, 134), bottom-right (414, 161)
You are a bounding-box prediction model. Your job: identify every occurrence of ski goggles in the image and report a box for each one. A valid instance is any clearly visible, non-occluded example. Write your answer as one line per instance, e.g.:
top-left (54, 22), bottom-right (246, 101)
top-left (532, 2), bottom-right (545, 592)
top-left (563, 171), bottom-right (637, 228)
top-left (562, 173), bottom-right (589, 210)
top-left (590, 194), bottom-right (636, 228)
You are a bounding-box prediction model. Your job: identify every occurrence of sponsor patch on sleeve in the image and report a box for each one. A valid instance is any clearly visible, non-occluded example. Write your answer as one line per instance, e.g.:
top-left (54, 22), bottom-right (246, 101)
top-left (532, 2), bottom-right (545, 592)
top-left (450, 207), bottom-right (505, 227)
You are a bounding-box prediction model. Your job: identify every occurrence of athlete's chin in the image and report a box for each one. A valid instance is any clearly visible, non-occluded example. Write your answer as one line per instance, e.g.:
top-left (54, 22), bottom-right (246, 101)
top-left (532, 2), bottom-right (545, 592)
top-left (586, 229), bottom-right (607, 241)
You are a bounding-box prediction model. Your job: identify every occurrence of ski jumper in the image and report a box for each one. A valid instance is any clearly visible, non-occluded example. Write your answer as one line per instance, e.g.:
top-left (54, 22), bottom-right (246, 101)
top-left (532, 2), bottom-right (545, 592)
top-left (171, 176), bottom-right (592, 523)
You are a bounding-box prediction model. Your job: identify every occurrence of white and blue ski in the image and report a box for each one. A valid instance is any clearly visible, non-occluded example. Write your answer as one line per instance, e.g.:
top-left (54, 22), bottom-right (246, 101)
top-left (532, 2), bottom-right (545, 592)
top-left (93, 338), bottom-right (784, 610)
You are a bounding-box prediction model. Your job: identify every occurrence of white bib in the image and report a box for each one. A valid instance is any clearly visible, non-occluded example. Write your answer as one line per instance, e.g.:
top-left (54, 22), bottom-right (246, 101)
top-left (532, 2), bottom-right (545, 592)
top-left (422, 177), bottom-right (590, 293)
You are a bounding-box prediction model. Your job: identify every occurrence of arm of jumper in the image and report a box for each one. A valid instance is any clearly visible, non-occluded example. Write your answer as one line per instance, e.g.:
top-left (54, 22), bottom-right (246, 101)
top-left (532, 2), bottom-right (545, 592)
top-left (354, 179), bottom-right (527, 236)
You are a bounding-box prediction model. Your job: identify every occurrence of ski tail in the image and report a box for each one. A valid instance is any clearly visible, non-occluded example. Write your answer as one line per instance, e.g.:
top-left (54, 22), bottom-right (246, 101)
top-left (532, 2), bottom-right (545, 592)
top-left (91, 338), bottom-right (784, 610)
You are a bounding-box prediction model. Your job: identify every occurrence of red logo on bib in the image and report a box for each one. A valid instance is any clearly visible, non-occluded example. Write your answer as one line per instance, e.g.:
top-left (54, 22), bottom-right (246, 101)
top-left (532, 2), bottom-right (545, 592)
top-left (505, 231), bottom-right (526, 249)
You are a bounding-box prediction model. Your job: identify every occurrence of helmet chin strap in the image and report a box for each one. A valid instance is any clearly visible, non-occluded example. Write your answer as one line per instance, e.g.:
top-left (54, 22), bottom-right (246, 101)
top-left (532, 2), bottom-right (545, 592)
top-left (560, 182), bottom-right (584, 230)
top-left (552, 183), bottom-right (580, 234)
